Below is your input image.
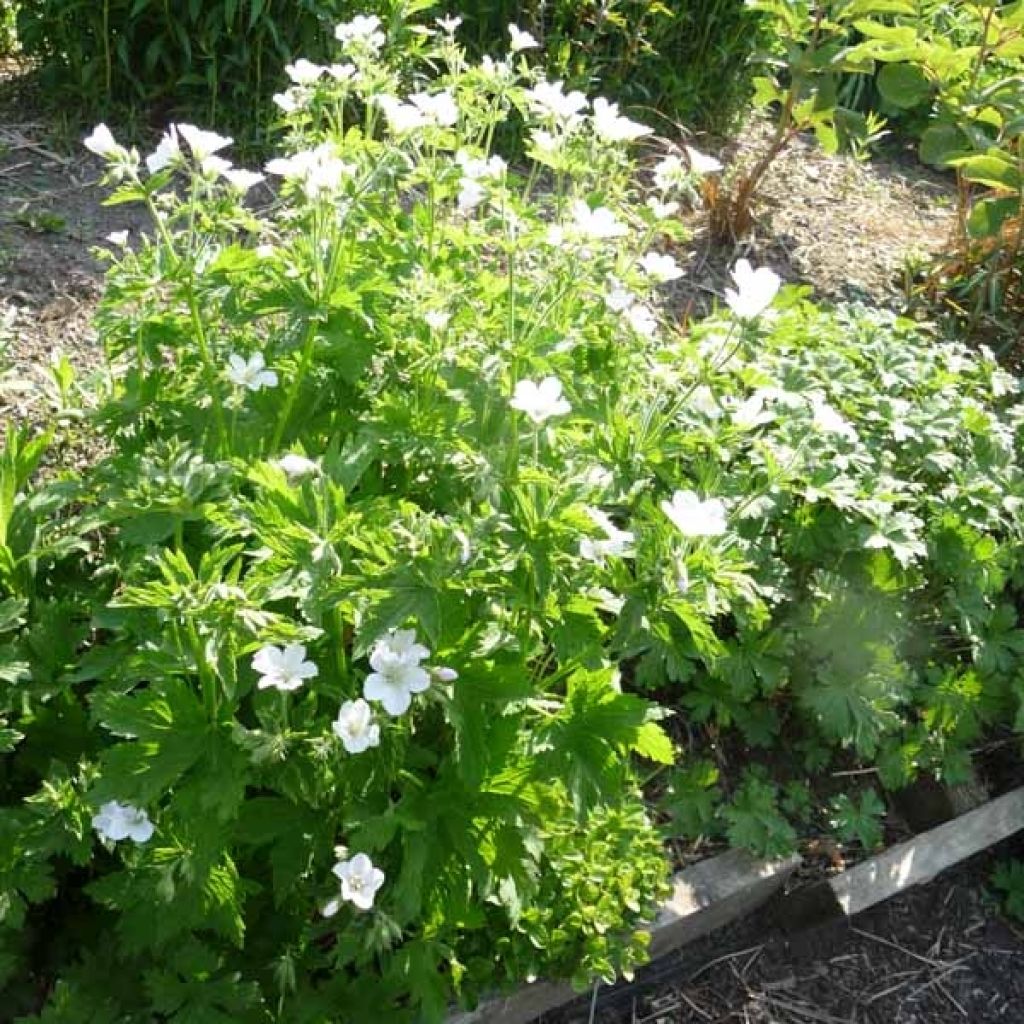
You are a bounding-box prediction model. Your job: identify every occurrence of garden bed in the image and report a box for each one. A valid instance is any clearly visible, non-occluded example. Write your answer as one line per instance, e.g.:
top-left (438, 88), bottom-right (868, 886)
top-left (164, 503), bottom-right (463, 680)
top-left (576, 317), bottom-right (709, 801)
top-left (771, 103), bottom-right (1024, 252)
top-left (1, 11), bottom-right (1022, 1022)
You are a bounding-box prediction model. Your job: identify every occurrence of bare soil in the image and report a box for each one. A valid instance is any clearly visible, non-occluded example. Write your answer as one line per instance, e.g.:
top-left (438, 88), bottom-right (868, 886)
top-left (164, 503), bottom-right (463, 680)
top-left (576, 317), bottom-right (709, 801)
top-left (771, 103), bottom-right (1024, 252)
top-left (661, 118), bottom-right (957, 325)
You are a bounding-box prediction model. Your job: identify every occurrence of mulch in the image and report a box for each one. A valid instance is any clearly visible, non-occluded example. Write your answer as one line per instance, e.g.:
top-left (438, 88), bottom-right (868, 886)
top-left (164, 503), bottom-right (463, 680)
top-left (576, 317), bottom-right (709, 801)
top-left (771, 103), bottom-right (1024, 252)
top-left (542, 843), bottom-right (1024, 1024)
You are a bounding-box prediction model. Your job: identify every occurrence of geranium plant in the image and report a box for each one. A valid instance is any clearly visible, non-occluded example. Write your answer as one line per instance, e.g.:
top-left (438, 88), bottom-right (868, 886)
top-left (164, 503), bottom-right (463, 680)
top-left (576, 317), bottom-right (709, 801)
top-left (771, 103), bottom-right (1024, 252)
top-left (2, 8), bottom-right (1023, 1022)
top-left (4, 13), bottom-right (689, 1020)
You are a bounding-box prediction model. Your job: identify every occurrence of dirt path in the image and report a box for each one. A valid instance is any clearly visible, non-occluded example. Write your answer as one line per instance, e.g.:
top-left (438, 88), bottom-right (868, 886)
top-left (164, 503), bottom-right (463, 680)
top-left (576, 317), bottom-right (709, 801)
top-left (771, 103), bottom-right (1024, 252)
top-left (0, 116), bottom-right (147, 440)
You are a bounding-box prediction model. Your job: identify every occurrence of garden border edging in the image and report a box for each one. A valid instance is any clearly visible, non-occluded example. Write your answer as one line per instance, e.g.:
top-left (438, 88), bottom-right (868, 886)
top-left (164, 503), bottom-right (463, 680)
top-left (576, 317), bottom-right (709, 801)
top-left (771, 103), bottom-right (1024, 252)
top-left (447, 784), bottom-right (1024, 1024)
top-left (781, 783), bottom-right (1024, 930)
top-left (445, 848), bottom-right (801, 1024)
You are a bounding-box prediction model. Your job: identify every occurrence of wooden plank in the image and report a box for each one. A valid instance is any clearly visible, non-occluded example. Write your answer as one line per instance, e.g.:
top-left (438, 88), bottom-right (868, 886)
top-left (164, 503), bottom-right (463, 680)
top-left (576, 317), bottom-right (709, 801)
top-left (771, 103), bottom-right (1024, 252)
top-left (447, 849), bottom-right (800, 1024)
top-left (829, 785), bottom-right (1024, 918)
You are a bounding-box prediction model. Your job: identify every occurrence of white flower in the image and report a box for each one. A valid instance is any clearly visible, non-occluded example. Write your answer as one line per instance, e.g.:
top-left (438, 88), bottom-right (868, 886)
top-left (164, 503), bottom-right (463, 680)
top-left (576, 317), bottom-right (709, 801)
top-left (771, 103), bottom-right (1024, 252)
top-left (685, 145), bottom-right (723, 175)
top-left (411, 89), bottom-right (459, 127)
top-left (83, 123), bottom-right (123, 159)
top-left (530, 129), bottom-right (563, 161)
top-left (510, 377), bottom-right (571, 424)
top-left (690, 384), bottom-right (722, 420)
top-left (432, 666), bottom-right (459, 683)
top-left (724, 259), bottom-right (781, 320)
top-left (508, 23), bottom-right (539, 52)
top-left (142, 129), bottom-right (178, 174)
top-left (639, 251), bottom-right (684, 283)
top-left (436, 14), bottom-right (462, 34)
top-left (457, 179), bottom-right (487, 213)
top-left (455, 150), bottom-right (506, 180)
top-left (225, 351), bottom-right (278, 392)
top-left (646, 197), bottom-right (680, 219)
top-left (304, 157), bottom-right (351, 198)
top-left (653, 155), bottom-right (687, 192)
top-left (324, 852), bottom-right (385, 914)
top-left (480, 54), bottom-right (513, 80)
top-left (222, 168), bottom-right (265, 193)
top-left (332, 699), bottom-right (381, 754)
top-left (731, 392), bottom-right (774, 430)
top-left (105, 230), bottom-right (129, 247)
top-left (377, 91), bottom-right (459, 134)
top-left (273, 89), bottom-right (303, 114)
top-left (275, 453), bottom-right (319, 479)
top-left (604, 277), bottom-right (635, 313)
top-left (424, 310), bottom-right (450, 331)
top-left (454, 153), bottom-right (505, 212)
top-left (335, 14), bottom-right (385, 53)
top-left (265, 144), bottom-right (353, 199)
top-left (252, 643), bottom-right (318, 692)
top-left (545, 224), bottom-right (566, 248)
top-left (661, 489), bottom-right (728, 538)
top-left (176, 123), bottom-right (233, 162)
top-left (328, 62), bottom-right (358, 83)
top-left (525, 80), bottom-right (587, 122)
top-left (376, 95), bottom-right (428, 133)
top-left (579, 507), bottom-right (635, 564)
top-left (286, 59), bottom-right (327, 85)
top-left (92, 801), bottom-right (154, 844)
top-left (570, 200), bottom-right (627, 240)
top-left (363, 629), bottom-right (432, 717)
top-left (200, 154), bottom-right (233, 179)
top-left (591, 97), bottom-right (652, 143)
top-left (624, 303), bottom-right (658, 338)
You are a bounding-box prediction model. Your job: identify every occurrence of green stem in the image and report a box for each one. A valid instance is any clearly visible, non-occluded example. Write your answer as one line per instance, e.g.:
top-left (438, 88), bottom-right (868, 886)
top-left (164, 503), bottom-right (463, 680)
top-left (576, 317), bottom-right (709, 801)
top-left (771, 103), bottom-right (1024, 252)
top-left (102, 0), bottom-right (111, 100)
top-left (142, 190), bottom-right (227, 454)
top-left (186, 283), bottom-right (229, 455)
top-left (271, 318), bottom-right (319, 451)
top-left (188, 621), bottom-right (218, 719)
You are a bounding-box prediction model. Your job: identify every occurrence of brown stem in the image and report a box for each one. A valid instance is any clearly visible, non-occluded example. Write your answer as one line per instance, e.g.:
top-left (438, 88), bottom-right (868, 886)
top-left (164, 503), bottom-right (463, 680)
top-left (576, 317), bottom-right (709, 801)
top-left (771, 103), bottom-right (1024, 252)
top-left (715, 94), bottom-right (797, 241)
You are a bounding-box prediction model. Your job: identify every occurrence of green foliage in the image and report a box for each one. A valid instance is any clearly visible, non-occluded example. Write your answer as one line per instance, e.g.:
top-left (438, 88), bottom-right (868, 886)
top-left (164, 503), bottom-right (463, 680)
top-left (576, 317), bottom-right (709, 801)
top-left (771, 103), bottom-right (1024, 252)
top-left (745, 1), bottom-right (1024, 336)
top-left (828, 789), bottom-right (886, 850)
top-left (0, 0), bottom-right (16, 55)
top-left (711, 0), bottom-right (906, 238)
top-left (15, 0), bottom-right (762, 142)
top-left (723, 771), bottom-right (797, 859)
top-left (4, 8), bottom-right (1024, 1018)
top-left (464, 0), bottom-right (766, 132)
top-left (844, 1), bottom-right (1024, 337)
top-left (662, 760), bottom-right (722, 839)
top-left (15, 0), bottom-right (356, 144)
top-left (992, 858), bottom-right (1024, 922)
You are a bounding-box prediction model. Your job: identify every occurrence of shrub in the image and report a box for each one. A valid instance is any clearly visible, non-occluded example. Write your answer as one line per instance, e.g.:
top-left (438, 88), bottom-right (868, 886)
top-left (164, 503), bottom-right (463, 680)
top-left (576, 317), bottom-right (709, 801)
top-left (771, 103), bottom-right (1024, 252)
top-left (461, 0), bottom-right (765, 132)
top-left (846, 1), bottom-right (1024, 342)
top-left (14, 0), bottom-right (761, 140)
top-left (734, 1), bottom-right (1024, 341)
top-left (14, 0), bottom-right (355, 141)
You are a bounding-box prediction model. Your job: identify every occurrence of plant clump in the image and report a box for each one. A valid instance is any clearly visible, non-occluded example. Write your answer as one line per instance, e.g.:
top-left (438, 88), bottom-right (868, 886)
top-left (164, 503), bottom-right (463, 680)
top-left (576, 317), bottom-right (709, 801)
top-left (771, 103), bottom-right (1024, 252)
top-left (0, 9), bottom-right (1023, 1022)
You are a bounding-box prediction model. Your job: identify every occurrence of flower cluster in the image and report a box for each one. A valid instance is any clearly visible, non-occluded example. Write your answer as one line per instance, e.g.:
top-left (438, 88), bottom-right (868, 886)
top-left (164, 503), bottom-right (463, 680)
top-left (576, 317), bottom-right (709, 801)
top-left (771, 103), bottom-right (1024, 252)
top-left (85, 121), bottom-right (264, 193)
top-left (363, 628), bottom-right (454, 717)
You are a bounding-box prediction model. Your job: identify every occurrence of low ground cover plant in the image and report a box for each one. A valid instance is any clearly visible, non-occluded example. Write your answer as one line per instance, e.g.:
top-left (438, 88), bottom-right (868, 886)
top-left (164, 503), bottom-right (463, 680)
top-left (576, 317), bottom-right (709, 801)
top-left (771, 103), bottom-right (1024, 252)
top-left (1, 10), bottom-right (1023, 1021)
